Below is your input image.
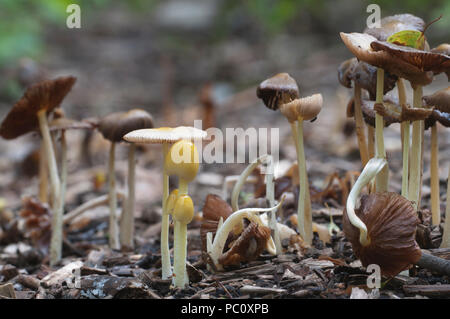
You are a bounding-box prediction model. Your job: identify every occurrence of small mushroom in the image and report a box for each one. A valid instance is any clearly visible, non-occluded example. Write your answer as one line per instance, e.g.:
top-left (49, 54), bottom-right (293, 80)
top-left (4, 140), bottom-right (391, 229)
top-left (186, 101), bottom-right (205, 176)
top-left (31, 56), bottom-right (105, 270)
top-left (98, 109), bottom-right (154, 250)
top-left (0, 76), bottom-right (76, 266)
top-left (279, 94), bottom-right (322, 245)
top-left (423, 87), bottom-right (450, 226)
top-left (124, 126), bottom-right (206, 280)
top-left (256, 73), bottom-right (299, 110)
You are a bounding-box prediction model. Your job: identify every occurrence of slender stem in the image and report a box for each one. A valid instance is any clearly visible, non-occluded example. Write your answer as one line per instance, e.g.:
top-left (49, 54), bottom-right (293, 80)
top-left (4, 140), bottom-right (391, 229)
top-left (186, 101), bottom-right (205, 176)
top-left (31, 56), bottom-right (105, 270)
top-left (179, 179), bottom-right (189, 195)
top-left (408, 85), bottom-right (423, 209)
top-left (375, 68), bottom-right (388, 192)
top-left (296, 118), bottom-right (312, 245)
top-left (265, 156), bottom-right (282, 254)
top-left (108, 142), bottom-right (119, 250)
top-left (441, 164), bottom-right (450, 248)
top-left (367, 126), bottom-right (375, 159)
top-left (173, 222), bottom-right (188, 288)
top-left (60, 130), bottom-right (67, 207)
top-left (430, 124), bottom-right (440, 226)
top-left (353, 84), bottom-right (369, 166)
top-left (120, 144), bottom-right (136, 249)
top-left (397, 78), bottom-right (410, 197)
top-left (38, 143), bottom-right (48, 203)
top-left (37, 110), bottom-right (62, 266)
top-left (161, 143), bottom-right (172, 280)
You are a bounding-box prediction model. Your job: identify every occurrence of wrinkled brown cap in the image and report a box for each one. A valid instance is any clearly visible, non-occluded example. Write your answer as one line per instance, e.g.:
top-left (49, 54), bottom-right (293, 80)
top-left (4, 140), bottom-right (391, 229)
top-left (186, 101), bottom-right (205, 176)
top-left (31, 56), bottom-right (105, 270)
top-left (343, 192), bottom-right (422, 277)
top-left (374, 101), bottom-right (433, 122)
top-left (371, 40), bottom-right (450, 81)
top-left (98, 109), bottom-right (154, 143)
top-left (0, 76), bottom-right (77, 139)
top-left (340, 32), bottom-right (433, 86)
top-left (280, 94), bottom-right (322, 122)
top-left (423, 86), bottom-right (450, 113)
top-left (200, 194), bottom-right (234, 252)
top-left (256, 73), bottom-right (300, 110)
top-left (353, 96), bottom-right (401, 127)
top-left (218, 222), bottom-right (271, 268)
top-left (364, 14), bottom-right (425, 41)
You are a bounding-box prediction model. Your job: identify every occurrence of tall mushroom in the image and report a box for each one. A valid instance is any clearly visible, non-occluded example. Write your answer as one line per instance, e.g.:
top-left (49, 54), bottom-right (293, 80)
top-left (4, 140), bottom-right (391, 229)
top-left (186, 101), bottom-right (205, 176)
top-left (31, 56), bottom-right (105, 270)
top-left (423, 87), bottom-right (450, 226)
top-left (123, 126), bottom-right (207, 279)
top-left (0, 76), bottom-right (76, 265)
top-left (98, 109), bottom-right (154, 250)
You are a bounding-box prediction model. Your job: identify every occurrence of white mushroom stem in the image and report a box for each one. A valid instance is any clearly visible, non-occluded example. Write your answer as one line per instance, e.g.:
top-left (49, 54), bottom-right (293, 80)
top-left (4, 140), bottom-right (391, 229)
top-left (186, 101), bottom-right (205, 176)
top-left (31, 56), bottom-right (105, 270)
top-left (264, 156), bottom-right (282, 254)
top-left (231, 154), bottom-right (268, 211)
top-left (37, 110), bottom-right (62, 266)
top-left (408, 85), bottom-right (423, 209)
top-left (173, 221), bottom-right (188, 287)
top-left (207, 201), bottom-right (282, 270)
top-left (38, 143), bottom-right (48, 203)
top-left (375, 68), bottom-right (389, 192)
top-left (354, 84), bottom-right (369, 166)
top-left (161, 143), bottom-right (172, 280)
top-left (108, 142), bottom-right (120, 250)
top-left (397, 78), bottom-right (410, 197)
top-left (346, 158), bottom-right (387, 246)
top-left (440, 165), bottom-right (450, 248)
top-left (60, 130), bottom-right (67, 206)
top-left (296, 117), bottom-right (313, 245)
top-left (430, 124), bottom-right (440, 226)
top-left (120, 144), bottom-right (136, 249)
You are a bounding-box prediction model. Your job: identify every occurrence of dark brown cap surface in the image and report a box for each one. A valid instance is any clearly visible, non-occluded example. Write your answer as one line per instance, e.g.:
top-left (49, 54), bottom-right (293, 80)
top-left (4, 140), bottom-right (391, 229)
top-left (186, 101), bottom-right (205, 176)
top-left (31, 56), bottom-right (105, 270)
top-left (256, 73), bottom-right (299, 110)
top-left (423, 86), bottom-right (450, 113)
top-left (343, 192), bottom-right (422, 277)
top-left (0, 76), bottom-right (76, 139)
top-left (98, 109), bottom-right (154, 142)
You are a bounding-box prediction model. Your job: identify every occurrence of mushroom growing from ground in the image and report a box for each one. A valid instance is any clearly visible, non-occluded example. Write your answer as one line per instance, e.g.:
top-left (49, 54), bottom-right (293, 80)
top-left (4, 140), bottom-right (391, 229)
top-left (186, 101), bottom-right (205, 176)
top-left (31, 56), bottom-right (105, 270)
top-left (98, 109), bottom-right (154, 250)
top-left (279, 94), bottom-right (323, 245)
top-left (423, 87), bottom-right (450, 226)
top-left (0, 76), bottom-right (76, 266)
top-left (124, 126), bottom-right (207, 279)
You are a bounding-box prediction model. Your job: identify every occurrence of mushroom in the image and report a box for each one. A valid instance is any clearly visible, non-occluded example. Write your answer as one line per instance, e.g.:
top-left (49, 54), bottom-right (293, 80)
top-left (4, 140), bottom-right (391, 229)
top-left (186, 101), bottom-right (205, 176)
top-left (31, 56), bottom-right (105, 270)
top-left (0, 76), bottom-right (76, 265)
top-left (123, 126), bottom-right (206, 279)
top-left (163, 139), bottom-right (200, 287)
top-left (98, 109), bottom-right (154, 250)
top-left (279, 94), bottom-right (322, 245)
top-left (423, 87), bottom-right (450, 226)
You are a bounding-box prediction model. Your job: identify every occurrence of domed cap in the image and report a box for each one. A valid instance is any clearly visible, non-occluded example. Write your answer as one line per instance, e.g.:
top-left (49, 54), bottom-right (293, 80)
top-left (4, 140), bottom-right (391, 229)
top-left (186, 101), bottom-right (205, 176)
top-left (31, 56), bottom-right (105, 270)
top-left (98, 109), bottom-right (154, 143)
top-left (123, 126), bottom-right (207, 144)
top-left (256, 73), bottom-right (300, 110)
top-left (364, 14), bottom-right (425, 41)
top-left (343, 192), bottom-right (422, 277)
top-left (0, 76), bottom-right (76, 139)
top-left (340, 32), bottom-right (433, 86)
top-left (280, 94), bottom-right (322, 122)
top-left (423, 86), bottom-right (450, 113)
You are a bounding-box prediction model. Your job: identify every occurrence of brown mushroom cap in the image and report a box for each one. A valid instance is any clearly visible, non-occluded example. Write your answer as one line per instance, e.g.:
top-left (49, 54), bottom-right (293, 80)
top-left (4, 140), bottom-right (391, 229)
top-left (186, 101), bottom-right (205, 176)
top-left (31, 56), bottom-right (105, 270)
top-left (343, 192), bottom-right (422, 277)
top-left (371, 40), bottom-right (450, 81)
top-left (0, 76), bottom-right (77, 139)
top-left (425, 109), bottom-right (450, 129)
top-left (340, 32), bottom-right (433, 86)
top-left (364, 14), bottom-right (425, 41)
top-left (338, 58), bottom-right (358, 88)
top-left (374, 100), bottom-right (433, 122)
top-left (280, 94), bottom-right (322, 122)
top-left (350, 96), bottom-right (400, 127)
top-left (256, 73), bottom-right (300, 110)
top-left (98, 109), bottom-right (154, 143)
top-left (423, 86), bottom-right (450, 113)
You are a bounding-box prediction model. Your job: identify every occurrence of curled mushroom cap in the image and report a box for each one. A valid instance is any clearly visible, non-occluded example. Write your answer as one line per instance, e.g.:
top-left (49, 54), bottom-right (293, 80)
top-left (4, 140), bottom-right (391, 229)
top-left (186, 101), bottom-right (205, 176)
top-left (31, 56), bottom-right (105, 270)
top-left (123, 126), bottom-right (207, 144)
top-left (98, 109), bottom-right (154, 143)
top-left (423, 86), bottom-right (450, 113)
top-left (370, 40), bottom-right (450, 81)
top-left (256, 73), bottom-right (300, 110)
top-left (280, 94), bottom-right (322, 122)
top-left (340, 32), bottom-right (433, 86)
top-left (364, 14), bottom-right (425, 41)
top-left (343, 192), bottom-right (422, 277)
top-left (338, 58), bottom-right (397, 100)
top-left (0, 76), bottom-right (76, 139)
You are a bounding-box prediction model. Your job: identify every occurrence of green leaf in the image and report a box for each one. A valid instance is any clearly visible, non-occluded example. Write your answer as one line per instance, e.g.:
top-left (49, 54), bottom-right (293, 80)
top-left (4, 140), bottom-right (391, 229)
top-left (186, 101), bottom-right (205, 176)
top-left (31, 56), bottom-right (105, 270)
top-left (387, 30), bottom-right (425, 50)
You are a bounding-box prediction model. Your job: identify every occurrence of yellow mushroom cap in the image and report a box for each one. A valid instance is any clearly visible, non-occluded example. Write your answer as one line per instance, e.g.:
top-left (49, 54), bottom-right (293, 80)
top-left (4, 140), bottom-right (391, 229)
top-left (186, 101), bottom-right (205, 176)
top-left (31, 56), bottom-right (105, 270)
top-left (165, 189), bottom-right (180, 215)
top-left (172, 194), bottom-right (194, 224)
top-left (123, 126), bottom-right (207, 144)
top-left (164, 140), bottom-right (199, 182)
